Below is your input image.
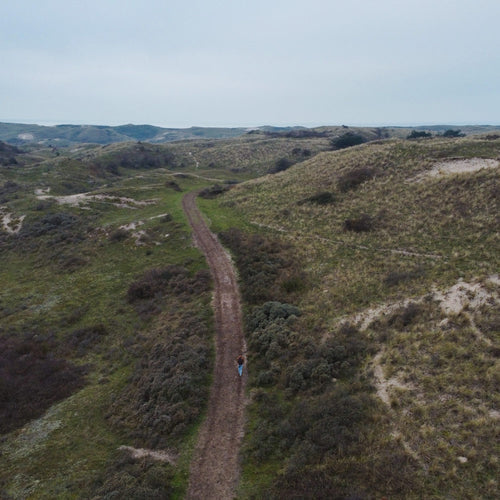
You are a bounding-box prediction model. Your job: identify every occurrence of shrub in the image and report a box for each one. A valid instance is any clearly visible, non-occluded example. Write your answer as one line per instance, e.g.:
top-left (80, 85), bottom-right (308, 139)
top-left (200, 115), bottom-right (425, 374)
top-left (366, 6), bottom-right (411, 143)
top-left (269, 158), bottom-right (294, 174)
top-left (0, 335), bottom-right (87, 434)
top-left (298, 192), bottom-right (336, 205)
top-left (384, 267), bottom-right (425, 286)
top-left (127, 266), bottom-right (211, 318)
top-left (442, 129), bottom-right (465, 137)
top-left (91, 452), bottom-right (175, 499)
top-left (292, 147), bottom-right (312, 157)
top-left (219, 229), bottom-right (304, 304)
top-left (107, 309), bottom-right (212, 448)
top-left (343, 213), bottom-right (374, 232)
top-left (407, 130), bottom-right (432, 139)
top-left (19, 212), bottom-right (87, 248)
top-left (66, 324), bottom-right (108, 357)
top-left (127, 266), bottom-right (189, 302)
top-left (109, 228), bottom-right (129, 242)
top-left (388, 302), bottom-right (421, 328)
top-left (337, 167), bottom-right (376, 192)
top-left (0, 180), bottom-right (19, 194)
top-left (198, 184), bottom-right (229, 198)
top-left (331, 132), bottom-right (366, 149)
top-left (165, 180), bottom-right (181, 191)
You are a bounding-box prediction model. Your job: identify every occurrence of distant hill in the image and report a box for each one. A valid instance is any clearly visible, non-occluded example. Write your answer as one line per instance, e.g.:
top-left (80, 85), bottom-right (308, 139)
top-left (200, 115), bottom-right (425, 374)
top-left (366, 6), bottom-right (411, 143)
top-left (0, 122), bottom-right (253, 146)
top-left (1, 121), bottom-right (499, 147)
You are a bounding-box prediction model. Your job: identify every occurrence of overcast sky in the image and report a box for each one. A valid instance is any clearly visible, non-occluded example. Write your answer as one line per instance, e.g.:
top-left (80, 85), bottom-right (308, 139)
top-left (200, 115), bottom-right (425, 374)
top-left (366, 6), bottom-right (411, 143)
top-left (1, 0), bottom-right (499, 128)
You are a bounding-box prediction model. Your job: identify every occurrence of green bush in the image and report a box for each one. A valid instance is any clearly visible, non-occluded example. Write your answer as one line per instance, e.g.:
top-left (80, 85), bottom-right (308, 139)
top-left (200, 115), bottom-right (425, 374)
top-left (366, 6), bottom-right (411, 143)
top-left (108, 307), bottom-right (212, 449)
top-left (337, 167), bottom-right (376, 192)
top-left (0, 335), bottom-right (87, 434)
top-left (407, 130), bottom-right (432, 139)
top-left (268, 157), bottom-right (294, 174)
top-left (91, 452), bottom-right (175, 499)
top-left (442, 129), bottom-right (465, 137)
top-left (331, 132), bottom-right (366, 149)
top-left (198, 184), bottom-right (229, 198)
top-left (343, 213), bottom-right (374, 232)
top-left (298, 191), bottom-right (336, 205)
top-left (127, 266), bottom-right (210, 304)
top-left (219, 229), bottom-right (304, 304)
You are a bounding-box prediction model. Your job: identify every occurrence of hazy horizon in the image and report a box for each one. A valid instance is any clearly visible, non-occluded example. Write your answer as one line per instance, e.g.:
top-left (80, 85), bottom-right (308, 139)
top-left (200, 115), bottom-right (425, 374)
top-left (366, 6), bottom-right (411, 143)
top-left (2, 0), bottom-right (499, 128)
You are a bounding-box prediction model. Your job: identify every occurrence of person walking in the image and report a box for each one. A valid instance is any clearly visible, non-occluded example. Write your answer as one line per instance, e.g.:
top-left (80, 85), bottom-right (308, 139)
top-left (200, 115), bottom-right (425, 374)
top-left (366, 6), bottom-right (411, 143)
top-left (236, 354), bottom-right (244, 377)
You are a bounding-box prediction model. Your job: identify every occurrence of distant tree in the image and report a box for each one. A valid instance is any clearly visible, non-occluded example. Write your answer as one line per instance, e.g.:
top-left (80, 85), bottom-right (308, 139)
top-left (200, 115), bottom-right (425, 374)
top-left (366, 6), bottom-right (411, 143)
top-left (407, 130), bottom-right (432, 139)
top-left (442, 129), bottom-right (465, 137)
top-left (331, 132), bottom-right (366, 150)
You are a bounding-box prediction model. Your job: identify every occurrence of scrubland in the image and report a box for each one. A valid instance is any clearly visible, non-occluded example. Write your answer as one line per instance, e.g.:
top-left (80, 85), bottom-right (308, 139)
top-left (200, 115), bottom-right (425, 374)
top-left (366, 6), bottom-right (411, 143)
top-left (206, 135), bottom-right (499, 499)
top-left (1, 130), bottom-right (498, 499)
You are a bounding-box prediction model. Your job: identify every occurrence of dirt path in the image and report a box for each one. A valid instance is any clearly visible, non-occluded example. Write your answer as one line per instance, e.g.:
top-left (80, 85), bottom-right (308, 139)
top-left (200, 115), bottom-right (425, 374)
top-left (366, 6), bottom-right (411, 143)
top-left (183, 191), bottom-right (247, 500)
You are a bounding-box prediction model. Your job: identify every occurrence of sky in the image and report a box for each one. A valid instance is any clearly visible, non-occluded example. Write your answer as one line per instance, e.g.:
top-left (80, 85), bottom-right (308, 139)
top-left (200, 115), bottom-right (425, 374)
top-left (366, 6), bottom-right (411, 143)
top-left (1, 0), bottom-right (499, 128)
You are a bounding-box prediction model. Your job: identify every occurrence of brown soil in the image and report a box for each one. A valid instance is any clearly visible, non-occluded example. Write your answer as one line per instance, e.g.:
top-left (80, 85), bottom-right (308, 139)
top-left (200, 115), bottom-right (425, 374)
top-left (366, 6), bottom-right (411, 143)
top-left (183, 191), bottom-right (247, 500)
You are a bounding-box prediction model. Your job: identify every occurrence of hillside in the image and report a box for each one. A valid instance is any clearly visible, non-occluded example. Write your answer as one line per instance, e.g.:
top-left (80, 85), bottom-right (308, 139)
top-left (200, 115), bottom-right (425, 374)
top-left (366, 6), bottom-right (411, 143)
top-left (0, 123), bottom-right (319, 146)
top-left (205, 134), bottom-right (499, 498)
top-left (0, 131), bottom-right (498, 498)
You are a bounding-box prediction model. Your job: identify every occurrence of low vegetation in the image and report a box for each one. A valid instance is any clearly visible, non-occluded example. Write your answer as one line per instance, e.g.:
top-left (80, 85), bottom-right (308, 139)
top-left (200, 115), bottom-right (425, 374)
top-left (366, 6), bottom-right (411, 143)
top-left (0, 127), bottom-right (498, 498)
top-left (215, 134), bottom-right (499, 498)
top-left (0, 335), bottom-right (87, 434)
top-left (0, 148), bottom-right (221, 498)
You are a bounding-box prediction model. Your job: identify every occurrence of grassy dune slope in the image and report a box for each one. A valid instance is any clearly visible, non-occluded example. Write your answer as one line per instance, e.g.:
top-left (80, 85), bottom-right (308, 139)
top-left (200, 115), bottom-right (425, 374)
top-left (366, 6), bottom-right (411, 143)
top-left (1, 133), bottom-right (498, 499)
top-left (207, 136), bottom-right (499, 498)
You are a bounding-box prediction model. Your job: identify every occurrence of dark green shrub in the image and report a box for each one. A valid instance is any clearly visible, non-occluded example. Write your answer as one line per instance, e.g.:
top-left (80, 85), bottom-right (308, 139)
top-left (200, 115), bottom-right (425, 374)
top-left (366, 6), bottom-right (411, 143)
top-left (126, 266), bottom-right (210, 320)
top-left (66, 324), bottom-right (108, 357)
top-left (219, 229), bottom-right (304, 304)
top-left (442, 129), bottom-right (465, 137)
top-left (269, 157), bottom-right (294, 174)
top-left (337, 167), bottom-right (376, 192)
top-left (407, 130), bottom-right (432, 139)
top-left (23, 212), bottom-right (79, 237)
top-left (108, 313), bottom-right (211, 448)
top-left (109, 228), bottom-right (129, 242)
top-left (91, 452), bottom-right (175, 499)
top-left (343, 213), bottom-right (374, 232)
top-left (0, 335), bottom-right (87, 434)
top-left (165, 180), bottom-right (181, 191)
top-left (388, 302), bottom-right (421, 328)
top-left (298, 191), bottom-right (336, 205)
top-left (331, 132), bottom-right (366, 149)
top-left (247, 301), bottom-right (301, 331)
top-left (198, 184), bottom-right (229, 198)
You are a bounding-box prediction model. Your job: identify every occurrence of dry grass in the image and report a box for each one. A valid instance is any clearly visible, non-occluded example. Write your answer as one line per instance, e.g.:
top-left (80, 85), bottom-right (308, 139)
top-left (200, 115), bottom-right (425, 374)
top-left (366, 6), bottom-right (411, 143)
top-left (218, 136), bottom-right (500, 498)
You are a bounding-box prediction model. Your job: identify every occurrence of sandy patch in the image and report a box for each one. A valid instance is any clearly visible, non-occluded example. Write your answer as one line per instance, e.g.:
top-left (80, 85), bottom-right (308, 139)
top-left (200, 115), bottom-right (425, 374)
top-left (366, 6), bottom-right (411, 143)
top-left (18, 133), bottom-right (34, 141)
top-left (36, 192), bottom-right (157, 209)
top-left (433, 277), bottom-right (498, 316)
top-left (372, 351), bottom-right (414, 406)
top-left (349, 298), bottom-right (416, 331)
top-left (339, 275), bottom-right (499, 334)
top-left (118, 446), bottom-right (177, 464)
top-left (413, 158), bottom-right (498, 181)
top-left (150, 212), bottom-right (170, 220)
top-left (1, 207), bottom-right (26, 234)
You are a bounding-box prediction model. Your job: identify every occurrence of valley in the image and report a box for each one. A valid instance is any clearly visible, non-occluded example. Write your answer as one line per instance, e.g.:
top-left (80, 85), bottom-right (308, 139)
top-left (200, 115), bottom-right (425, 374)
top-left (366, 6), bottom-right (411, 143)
top-left (0, 126), bottom-right (498, 499)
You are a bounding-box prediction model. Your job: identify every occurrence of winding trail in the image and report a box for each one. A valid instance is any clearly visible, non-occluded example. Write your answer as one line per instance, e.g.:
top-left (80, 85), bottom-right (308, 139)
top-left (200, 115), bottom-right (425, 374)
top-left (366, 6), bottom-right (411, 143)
top-left (183, 191), bottom-right (247, 500)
